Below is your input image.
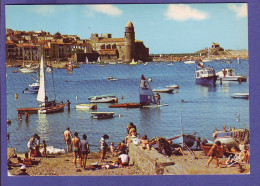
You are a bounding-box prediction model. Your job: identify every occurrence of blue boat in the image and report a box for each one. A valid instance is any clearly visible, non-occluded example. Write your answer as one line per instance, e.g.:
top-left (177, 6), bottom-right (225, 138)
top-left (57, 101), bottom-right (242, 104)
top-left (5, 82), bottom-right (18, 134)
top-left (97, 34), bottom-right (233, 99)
top-left (195, 61), bottom-right (217, 85)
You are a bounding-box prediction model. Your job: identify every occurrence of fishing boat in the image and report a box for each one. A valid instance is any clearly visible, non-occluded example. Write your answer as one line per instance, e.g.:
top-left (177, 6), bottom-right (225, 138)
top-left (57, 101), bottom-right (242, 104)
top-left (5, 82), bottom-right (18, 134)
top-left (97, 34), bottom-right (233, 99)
top-left (90, 97), bottom-right (118, 103)
top-left (23, 88), bottom-right (38, 94)
top-left (201, 139), bottom-right (223, 157)
top-left (91, 112), bottom-right (114, 119)
top-left (37, 54), bottom-right (65, 114)
top-left (195, 61), bottom-right (217, 85)
top-left (213, 128), bottom-right (249, 149)
top-left (76, 104), bottom-right (97, 110)
top-left (216, 68), bottom-right (247, 82)
top-left (231, 93), bottom-right (249, 99)
top-left (153, 88), bottom-right (174, 93)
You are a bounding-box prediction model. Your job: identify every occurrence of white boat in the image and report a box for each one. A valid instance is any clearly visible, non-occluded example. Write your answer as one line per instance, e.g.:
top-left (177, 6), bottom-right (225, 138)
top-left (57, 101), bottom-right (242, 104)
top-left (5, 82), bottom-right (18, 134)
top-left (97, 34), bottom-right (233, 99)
top-left (144, 62), bottom-right (149, 65)
top-left (76, 104), bottom-right (97, 110)
top-left (130, 59), bottom-right (137, 65)
top-left (195, 62), bottom-right (217, 85)
top-left (90, 97), bottom-right (118, 103)
top-left (19, 64), bottom-right (37, 73)
top-left (91, 112), bottom-right (114, 119)
top-left (46, 66), bottom-right (53, 73)
top-left (109, 62), bottom-right (117, 65)
top-left (29, 82), bottom-right (39, 90)
top-left (184, 60), bottom-right (195, 64)
top-left (167, 63), bottom-right (175, 65)
top-left (37, 54), bottom-right (65, 113)
top-left (166, 84), bottom-right (179, 89)
top-left (231, 93), bottom-right (249, 99)
top-left (88, 94), bottom-right (115, 100)
top-left (216, 68), bottom-right (247, 82)
top-left (153, 88), bottom-right (174, 93)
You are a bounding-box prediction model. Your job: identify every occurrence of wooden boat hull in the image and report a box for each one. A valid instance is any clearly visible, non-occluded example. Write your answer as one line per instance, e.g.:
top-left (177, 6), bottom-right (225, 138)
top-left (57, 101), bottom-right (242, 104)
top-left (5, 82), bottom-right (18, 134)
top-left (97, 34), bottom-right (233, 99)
top-left (38, 104), bottom-right (65, 114)
top-left (17, 108), bottom-right (39, 114)
top-left (109, 103), bottom-right (142, 108)
top-left (201, 141), bottom-right (223, 158)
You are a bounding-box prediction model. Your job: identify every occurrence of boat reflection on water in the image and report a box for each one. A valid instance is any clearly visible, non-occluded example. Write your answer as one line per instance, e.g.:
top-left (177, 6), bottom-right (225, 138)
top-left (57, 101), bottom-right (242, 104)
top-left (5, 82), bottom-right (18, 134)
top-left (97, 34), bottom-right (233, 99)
top-left (195, 84), bottom-right (217, 97)
top-left (36, 114), bottom-right (50, 142)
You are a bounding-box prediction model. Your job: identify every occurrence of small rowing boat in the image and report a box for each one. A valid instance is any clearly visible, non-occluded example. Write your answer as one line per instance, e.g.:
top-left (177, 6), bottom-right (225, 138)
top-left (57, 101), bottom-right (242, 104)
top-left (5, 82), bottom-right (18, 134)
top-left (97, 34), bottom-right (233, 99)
top-left (153, 88), bottom-right (174, 93)
top-left (231, 93), bottom-right (249, 99)
top-left (76, 104), bottom-right (97, 110)
top-left (91, 112), bottom-right (114, 119)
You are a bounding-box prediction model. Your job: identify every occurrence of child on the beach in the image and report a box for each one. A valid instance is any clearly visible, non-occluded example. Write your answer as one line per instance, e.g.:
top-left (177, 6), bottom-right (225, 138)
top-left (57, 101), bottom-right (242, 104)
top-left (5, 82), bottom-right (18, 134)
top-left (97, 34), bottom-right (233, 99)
top-left (110, 142), bottom-right (115, 157)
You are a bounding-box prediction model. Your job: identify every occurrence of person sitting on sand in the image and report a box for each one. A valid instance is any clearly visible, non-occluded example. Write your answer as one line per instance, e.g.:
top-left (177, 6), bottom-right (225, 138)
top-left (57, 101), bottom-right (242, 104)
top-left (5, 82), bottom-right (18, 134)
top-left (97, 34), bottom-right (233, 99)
top-left (64, 127), bottom-right (73, 153)
top-left (242, 145), bottom-right (250, 163)
top-left (23, 152), bottom-right (41, 166)
top-left (81, 134), bottom-right (90, 170)
top-left (206, 140), bottom-right (222, 168)
top-left (17, 165), bottom-right (30, 176)
top-left (71, 132), bottom-right (81, 170)
top-left (118, 153), bottom-right (130, 167)
top-left (141, 135), bottom-right (150, 150)
top-left (99, 134), bottom-right (109, 162)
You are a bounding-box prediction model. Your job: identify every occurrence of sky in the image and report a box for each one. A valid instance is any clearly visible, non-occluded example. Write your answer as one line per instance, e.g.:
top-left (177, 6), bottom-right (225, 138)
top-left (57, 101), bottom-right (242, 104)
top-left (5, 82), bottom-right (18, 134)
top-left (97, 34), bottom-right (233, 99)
top-left (5, 3), bottom-right (248, 54)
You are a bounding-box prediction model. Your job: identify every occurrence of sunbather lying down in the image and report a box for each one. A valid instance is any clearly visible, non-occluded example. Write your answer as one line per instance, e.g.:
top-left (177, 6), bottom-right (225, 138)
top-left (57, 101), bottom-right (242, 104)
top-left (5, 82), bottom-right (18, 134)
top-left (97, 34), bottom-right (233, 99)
top-left (219, 147), bottom-right (245, 167)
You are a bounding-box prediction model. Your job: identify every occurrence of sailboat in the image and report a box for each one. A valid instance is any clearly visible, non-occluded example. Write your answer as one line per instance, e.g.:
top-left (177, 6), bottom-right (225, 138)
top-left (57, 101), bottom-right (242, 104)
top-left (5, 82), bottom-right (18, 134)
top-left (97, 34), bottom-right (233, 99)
top-left (37, 54), bottom-right (65, 114)
top-left (129, 58), bottom-right (138, 65)
top-left (109, 74), bottom-right (166, 108)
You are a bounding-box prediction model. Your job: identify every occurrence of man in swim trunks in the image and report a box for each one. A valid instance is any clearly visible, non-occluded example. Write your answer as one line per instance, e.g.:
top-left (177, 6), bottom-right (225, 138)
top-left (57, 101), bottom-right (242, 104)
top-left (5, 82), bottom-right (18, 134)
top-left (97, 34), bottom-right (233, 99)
top-left (64, 127), bottom-right (72, 152)
top-left (81, 134), bottom-right (90, 170)
top-left (71, 132), bottom-right (81, 169)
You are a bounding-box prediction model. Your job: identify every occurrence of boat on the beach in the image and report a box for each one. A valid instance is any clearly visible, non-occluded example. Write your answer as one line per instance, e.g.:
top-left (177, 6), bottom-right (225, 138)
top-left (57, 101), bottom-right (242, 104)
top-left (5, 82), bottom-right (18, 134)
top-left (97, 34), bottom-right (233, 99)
top-left (153, 88), bottom-right (174, 93)
top-left (216, 68), bottom-right (247, 82)
top-left (90, 97), bottom-right (118, 103)
top-left (91, 112), bottom-right (114, 119)
top-left (195, 61), bottom-right (217, 85)
top-left (201, 139), bottom-right (224, 158)
top-left (76, 104), bottom-right (97, 110)
top-left (231, 93), bottom-right (249, 99)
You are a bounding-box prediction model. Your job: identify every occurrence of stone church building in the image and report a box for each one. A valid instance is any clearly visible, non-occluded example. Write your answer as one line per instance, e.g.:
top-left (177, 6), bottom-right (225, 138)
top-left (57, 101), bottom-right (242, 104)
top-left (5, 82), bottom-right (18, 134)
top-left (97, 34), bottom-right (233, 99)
top-left (90, 21), bottom-right (151, 63)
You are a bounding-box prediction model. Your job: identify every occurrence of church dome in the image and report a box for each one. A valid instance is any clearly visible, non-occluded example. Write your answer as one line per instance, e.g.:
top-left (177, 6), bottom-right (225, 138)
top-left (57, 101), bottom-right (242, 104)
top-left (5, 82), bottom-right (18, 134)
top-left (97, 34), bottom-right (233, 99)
top-left (126, 21), bottom-right (134, 28)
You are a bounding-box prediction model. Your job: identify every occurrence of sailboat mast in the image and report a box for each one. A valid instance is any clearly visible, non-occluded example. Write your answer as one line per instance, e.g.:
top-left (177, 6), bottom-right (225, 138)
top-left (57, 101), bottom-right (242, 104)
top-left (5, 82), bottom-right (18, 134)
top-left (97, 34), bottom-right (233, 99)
top-left (180, 108), bottom-right (184, 146)
top-left (51, 68), bottom-right (57, 103)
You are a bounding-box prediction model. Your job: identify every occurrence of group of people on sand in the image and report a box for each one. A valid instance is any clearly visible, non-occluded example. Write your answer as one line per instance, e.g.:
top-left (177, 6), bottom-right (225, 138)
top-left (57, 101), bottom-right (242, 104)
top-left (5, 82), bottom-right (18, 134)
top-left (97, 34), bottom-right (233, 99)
top-left (27, 133), bottom-right (47, 157)
top-left (63, 127), bottom-right (90, 171)
top-left (206, 140), bottom-right (250, 168)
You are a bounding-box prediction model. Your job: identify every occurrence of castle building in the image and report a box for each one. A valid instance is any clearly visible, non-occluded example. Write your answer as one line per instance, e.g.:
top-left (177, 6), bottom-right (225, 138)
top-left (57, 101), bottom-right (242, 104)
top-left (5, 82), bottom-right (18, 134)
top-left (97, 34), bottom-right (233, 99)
top-left (90, 21), bottom-right (151, 63)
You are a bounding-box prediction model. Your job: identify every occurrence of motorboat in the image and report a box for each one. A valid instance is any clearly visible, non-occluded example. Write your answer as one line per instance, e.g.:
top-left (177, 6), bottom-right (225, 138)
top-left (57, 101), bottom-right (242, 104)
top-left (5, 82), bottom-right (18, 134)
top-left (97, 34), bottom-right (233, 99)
top-left (29, 82), bottom-right (39, 90)
top-left (76, 104), bottom-right (97, 110)
top-left (88, 94), bottom-right (115, 100)
top-left (91, 112), bottom-right (114, 119)
top-left (19, 66), bottom-right (37, 73)
top-left (195, 66), bottom-right (217, 85)
top-left (184, 60), bottom-right (195, 64)
top-left (231, 93), bottom-right (249, 99)
top-left (23, 88), bottom-right (38, 94)
top-left (216, 68), bottom-right (247, 82)
top-left (107, 76), bottom-right (118, 81)
top-left (90, 97), bottom-right (118, 103)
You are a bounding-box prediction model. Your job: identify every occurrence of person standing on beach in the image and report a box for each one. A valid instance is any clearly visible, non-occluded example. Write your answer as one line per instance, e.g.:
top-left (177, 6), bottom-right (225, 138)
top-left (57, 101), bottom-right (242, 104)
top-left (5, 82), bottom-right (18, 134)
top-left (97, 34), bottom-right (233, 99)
top-left (81, 134), bottom-right (90, 170)
top-left (27, 134), bottom-right (38, 156)
top-left (206, 140), bottom-right (221, 168)
top-left (64, 127), bottom-right (73, 152)
top-left (71, 132), bottom-right (81, 170)
top-left (99, 134), bottom-right (109, 162)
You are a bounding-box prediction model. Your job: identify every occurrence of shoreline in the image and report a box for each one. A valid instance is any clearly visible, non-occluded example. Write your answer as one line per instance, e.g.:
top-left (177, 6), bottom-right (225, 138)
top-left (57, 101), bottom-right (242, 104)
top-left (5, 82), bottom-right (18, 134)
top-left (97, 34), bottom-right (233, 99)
top-left (8, 148), bottom-right (250, 176)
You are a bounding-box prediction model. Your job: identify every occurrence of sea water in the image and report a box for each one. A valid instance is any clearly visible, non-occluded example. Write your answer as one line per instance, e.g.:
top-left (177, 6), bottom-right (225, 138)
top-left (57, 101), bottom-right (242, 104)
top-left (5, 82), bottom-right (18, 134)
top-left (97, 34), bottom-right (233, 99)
top-left (6, 60), bottom-right (249, 152)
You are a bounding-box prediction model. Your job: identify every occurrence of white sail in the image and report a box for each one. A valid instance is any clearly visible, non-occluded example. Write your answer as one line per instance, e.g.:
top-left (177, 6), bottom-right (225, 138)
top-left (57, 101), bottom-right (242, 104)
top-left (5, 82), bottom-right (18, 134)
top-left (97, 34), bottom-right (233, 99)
top-left (37, 55), bottom-right (46, 103)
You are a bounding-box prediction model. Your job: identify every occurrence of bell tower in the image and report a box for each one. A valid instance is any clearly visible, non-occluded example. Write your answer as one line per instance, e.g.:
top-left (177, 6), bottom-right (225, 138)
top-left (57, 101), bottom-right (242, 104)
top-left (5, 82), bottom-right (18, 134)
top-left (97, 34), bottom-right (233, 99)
top-left (124, 21), bottom-right (135, 63)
